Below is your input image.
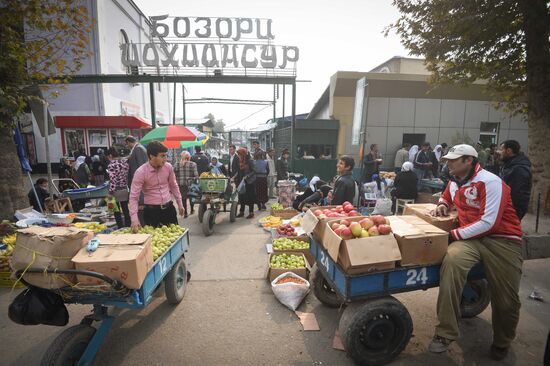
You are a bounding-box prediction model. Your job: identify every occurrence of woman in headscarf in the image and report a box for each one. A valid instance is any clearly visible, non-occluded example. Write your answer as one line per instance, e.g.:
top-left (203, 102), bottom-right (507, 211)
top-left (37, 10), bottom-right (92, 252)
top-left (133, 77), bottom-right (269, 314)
top-left (209, 157), bottom-right (227, 175)
top-left (408, 145), bottom-right (419, 163)
top-left (91, 154), bottom-right (106, 185)
top-left (391, 161), bottom-right (418, 212)
top-left (74, 155), bottom-right (91, 187)
top-left (236, 147), bottom-right (257, 219)
top-left (431, 144), bottom-right (443, 178)
top-left (292, 175), bottom-right (320, 210)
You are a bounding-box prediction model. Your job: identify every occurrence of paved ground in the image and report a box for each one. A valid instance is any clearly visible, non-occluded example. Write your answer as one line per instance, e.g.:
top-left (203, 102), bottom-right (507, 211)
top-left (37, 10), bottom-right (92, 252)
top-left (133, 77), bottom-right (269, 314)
top-left (1, 202), bottom-right (549, 365)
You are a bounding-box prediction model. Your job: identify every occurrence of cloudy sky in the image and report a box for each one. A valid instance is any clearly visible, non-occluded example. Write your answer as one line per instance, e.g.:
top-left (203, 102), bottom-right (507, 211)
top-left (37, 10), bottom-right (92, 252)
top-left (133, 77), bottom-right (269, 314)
top-left (134, 0), bottom-right (410, 129)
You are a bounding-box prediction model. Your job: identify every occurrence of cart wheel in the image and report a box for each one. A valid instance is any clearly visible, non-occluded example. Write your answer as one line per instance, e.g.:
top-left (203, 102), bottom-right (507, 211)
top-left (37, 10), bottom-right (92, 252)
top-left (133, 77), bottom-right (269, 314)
top-left (202, 209), bottom-right (215, 236)
top-left (198, 204), bottom-right (207, 223)
top-left (310, 264), bottom-right (344, 308)
top-left (229, 201), bottom-right (238, 223)
top-left (40, 324), bottom-right (96, 366)
top-left (460, 279), bottom-right (491, 318)
top-left (165, 257), bottom-right (189, 304)
top-left (339, 296), bottom-right (413, 366)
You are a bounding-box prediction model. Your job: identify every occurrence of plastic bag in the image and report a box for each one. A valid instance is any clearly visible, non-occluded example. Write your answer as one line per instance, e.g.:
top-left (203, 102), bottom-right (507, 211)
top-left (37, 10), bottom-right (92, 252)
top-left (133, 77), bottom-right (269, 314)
top-left (237, 180), bottom-right (246, 194)
top-left (271, 272), bottom-right (310, 311)
top-left (371, 198), bottom-right (393, 216)
top-left (8, 286), bottom-right (69, 326)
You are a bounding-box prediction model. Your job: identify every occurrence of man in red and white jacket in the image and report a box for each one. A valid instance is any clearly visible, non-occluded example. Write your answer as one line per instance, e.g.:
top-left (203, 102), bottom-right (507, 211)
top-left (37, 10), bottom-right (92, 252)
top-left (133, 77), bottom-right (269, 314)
top-left (428, 144), bottom-right (523, 361)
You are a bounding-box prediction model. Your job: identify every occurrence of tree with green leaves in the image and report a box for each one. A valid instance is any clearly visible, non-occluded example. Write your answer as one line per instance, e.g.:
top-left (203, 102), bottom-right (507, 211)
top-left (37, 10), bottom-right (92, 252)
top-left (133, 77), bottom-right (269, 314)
top-left (0, 0), bottom-right (92, 219)
top-left (388, 0), bottom-right (550, 213)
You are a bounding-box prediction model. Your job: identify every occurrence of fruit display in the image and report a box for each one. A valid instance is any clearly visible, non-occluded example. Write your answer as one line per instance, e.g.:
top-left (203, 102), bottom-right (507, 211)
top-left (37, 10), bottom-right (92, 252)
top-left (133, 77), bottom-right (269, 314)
top-left (270, 253), bottom-right (306, 269)
top-left (312, 201), bottom-right (361, 219)
top-left (330, 215), bottom-right (392, 240)
top-left (271, 203), bottom-right (284, 210)
top-left (259, 215), bottom-right (283, 229)
top-left (380, 171), bottom-right (396, 180)
top-left (73, 222), bottom-right (107, 233)
top-left (275, 275), bottom-right (307, 285)
top-left (273, 238), bottom-right (309, 250)
top-left (276, 223), bottom-right (297, 237)
top-left (199, 172), bottom-right (226, 178)
top-left (289, 219), bottom-right (301, 227)
top-left (115, 224), bottom-right (186, 261)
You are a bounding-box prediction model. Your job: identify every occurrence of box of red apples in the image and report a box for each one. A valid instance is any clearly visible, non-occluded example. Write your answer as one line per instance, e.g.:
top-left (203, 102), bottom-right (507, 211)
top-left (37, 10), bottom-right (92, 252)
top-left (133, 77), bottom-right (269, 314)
top-left (301, 202), bottom-right (363, 242)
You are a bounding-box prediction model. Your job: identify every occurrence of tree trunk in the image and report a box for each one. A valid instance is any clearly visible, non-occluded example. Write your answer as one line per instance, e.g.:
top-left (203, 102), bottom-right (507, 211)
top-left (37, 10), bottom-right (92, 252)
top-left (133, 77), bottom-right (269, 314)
top-left (519, 0), bottom-right (550, 214)
top-left (0, 126), bottom-right (28, 220)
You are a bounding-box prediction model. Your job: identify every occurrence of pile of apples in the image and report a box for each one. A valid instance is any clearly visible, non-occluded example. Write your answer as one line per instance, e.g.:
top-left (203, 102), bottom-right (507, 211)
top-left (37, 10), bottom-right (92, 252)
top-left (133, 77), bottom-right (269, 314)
top-left (313, 201), bottom-right (360, 219)
top-left (331, 215), bottom-right (392, 239)
top-left (276, 223), bottom-right (297, 237)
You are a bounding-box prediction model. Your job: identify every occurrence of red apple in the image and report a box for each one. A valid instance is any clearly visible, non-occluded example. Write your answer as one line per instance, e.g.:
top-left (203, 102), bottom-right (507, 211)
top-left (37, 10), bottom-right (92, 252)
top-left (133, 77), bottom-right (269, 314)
top-left (341, 227), bottom-right (353, 239)
top-left (340, 219), bottom-right (350, 227)
top-left (343, 201), bottom-right (352, 206)
top-left (371, 215), bottom-right (386, 226)
top-left (338, 224), bottom-right (347, 231)
top-left (350, 222), bottom-right (362, 237)
top-left (359, 218), bottom-right (374, 230)
top-left (343, 204), bottom-right (353, 213)
top-left (333, 228), bottom-right (342, 236)
top-left (336, 206), bottom-right (343, 213)
top-left (348, 210), bottom-right (360, 217)
top-left (331, 222), bottom-right (341, 230)
top-left (378, 224), bottom-right (392, 235)
top-left (314, 209), bottom-right (323, 216)
top-left (368, 226), bottom-right (380, 236)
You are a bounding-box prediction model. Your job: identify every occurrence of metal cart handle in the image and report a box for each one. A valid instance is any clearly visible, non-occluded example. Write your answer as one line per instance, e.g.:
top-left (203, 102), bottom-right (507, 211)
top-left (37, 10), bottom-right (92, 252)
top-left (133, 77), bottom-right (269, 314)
top-left (15, 268), bottom-right (127, 292)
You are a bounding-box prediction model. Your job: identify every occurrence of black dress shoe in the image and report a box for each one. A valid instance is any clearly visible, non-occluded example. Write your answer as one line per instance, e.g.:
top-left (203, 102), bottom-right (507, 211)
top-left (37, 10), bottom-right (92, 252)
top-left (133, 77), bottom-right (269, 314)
top-left (236, 212), bottom-right (245, 218)
top-left (246, 213), bottom-right (254, 219)
top-left (490, 345), bottom-right (509, 361)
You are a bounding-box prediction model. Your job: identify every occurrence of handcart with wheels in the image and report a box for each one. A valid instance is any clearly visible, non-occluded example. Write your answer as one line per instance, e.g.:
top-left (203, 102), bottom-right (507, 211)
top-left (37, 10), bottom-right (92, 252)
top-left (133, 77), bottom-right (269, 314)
top-left (196, 177), bottom-right (238, 236)
top-left (15, 229), bottom-right (191, 366)
top-left (308, 237), bottom-right (490, 366)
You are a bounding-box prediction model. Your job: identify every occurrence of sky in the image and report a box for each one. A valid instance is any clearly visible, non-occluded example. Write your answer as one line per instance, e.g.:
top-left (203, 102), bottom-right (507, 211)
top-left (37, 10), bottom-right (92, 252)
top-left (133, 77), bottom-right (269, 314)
top-left (133, 0), bottom-right (410, 130)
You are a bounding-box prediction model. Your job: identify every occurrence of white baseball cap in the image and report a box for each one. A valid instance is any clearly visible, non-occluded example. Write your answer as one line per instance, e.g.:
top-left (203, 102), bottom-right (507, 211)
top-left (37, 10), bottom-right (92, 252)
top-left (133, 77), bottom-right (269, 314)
top-left (442, 144), bottom-right (478, 160)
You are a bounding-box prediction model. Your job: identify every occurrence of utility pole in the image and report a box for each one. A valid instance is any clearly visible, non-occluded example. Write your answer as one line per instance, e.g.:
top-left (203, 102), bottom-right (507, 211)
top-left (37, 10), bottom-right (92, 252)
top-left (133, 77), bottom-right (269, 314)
top-left (182, 84), bottom-right (186, 126)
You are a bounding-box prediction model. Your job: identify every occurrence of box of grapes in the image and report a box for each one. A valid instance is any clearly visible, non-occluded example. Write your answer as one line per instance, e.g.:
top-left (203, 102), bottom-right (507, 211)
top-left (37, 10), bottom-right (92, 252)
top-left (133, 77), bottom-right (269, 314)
top-left (271, 236), bottom-right (314, 267)
top-left (267, 252), bottom-right (310, 282)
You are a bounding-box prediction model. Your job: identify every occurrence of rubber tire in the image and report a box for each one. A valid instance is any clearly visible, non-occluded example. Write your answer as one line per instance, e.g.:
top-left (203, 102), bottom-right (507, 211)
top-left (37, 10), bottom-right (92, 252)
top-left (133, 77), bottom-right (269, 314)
top-left (202, 209), bottom-right (215, 236)
top-left (339, 296), bottom-right (413, 366)
top-left (310, 264), bottom-right (344, 308)
top-left (229, 201), bottom-right (238, 223)
top-left (40, 324), bottom-right (96, 366)
top-left (164, 257), bottom-right (188, 304)
top-left (460, 279), bottom-right (491, 318)
top-left (198, 204), bottom-right (207, 223)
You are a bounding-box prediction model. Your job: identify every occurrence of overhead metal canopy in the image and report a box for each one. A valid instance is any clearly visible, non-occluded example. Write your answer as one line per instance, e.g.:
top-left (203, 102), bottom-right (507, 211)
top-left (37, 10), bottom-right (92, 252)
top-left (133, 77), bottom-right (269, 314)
top-left (49, 74), bottom-right (297, 85)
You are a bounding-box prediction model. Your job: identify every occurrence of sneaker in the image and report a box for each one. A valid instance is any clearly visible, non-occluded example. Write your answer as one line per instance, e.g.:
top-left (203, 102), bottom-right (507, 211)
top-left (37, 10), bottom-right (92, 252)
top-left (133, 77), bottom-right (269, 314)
top-left (490, 345), bottom-right (509, 360)
top-left (428, 335), bottom-right (453, 353)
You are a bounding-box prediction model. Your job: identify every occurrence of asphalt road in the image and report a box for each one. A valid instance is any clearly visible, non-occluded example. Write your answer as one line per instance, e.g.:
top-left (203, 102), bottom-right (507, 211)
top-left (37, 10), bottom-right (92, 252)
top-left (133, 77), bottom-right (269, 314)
top-left (1, 206), bottom-right (549, 366)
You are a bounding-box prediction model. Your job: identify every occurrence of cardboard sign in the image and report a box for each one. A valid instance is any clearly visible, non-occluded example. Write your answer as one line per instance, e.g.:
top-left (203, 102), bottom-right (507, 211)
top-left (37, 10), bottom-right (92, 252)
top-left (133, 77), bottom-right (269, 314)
top-left (403, 203), bottom-right (459, 232)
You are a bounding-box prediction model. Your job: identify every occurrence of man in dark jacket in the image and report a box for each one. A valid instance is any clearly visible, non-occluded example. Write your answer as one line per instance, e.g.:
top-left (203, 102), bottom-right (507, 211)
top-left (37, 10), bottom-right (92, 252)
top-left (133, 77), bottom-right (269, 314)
top-left (125, 136), bottom-right (148, 187)
top-left (330, 156), bottom-right (357, 205)
top-left (362, 144), bottom-right (382, 183)
top-left (227, 144), bottom-right (240, 179)
top-left (191, 145), bottom-right (210, 175)
top-left (28, 178), bottom-right (50, 212)
top-left (498, 140), bottom-right (532, 219)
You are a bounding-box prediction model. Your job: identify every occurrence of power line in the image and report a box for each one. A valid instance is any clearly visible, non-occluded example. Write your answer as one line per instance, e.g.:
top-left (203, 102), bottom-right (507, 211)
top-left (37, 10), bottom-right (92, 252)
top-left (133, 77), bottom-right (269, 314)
top-left (225, 105), bottom-right (272, 129)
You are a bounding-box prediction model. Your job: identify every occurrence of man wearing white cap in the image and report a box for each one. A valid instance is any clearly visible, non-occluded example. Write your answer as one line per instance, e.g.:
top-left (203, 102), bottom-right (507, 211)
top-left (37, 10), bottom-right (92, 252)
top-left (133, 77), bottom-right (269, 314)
top-left (429, 144), bottom-right (523, 361)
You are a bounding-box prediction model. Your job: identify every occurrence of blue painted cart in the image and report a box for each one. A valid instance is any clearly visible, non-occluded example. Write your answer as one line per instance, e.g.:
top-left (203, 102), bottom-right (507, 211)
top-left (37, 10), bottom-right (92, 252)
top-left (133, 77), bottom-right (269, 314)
top-left (309, 237), bottom-right (489, 366)
top-left (17, 230), bottom-right (191, 366)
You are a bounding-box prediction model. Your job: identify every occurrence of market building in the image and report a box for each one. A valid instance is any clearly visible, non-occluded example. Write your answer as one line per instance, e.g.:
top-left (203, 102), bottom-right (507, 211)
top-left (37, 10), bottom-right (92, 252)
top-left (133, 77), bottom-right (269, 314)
top-left (307, 56), bottom-right (529, 166)
top-left (23, 0), bottom-right (172, 172)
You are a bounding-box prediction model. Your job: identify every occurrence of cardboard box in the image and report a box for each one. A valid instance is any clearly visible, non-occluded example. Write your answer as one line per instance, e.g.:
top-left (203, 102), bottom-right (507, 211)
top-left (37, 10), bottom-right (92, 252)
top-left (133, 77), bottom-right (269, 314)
top-left (403, 203), bottom-right (459, 232)
top-left (323, 217), bottom-right (402, 275)
top-left (72, 234), bottom-right (153, 289)
top-left (10, 226), bottom-right (94, 289)
top-left (272, 236), bottom-right (315, 267)
top-left (267, 252), bottom-right (310, 282)
top-left (302, 206), bottom-right (363, 242)
top-left (388, 215), bottom-right (449, 266)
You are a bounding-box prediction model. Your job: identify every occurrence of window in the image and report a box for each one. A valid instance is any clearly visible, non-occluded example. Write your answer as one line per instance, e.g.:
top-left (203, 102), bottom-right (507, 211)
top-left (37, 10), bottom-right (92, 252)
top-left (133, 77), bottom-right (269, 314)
top-left (297, 144), bottom-right (334, 159)
top-left (64, 129), bottom-right (85, 158)
top-left (479, 122), bottom-right (500, 147)
top-left (402, 133), bottom-right (426, 147)
top-left (88, 129), bottom-right (108, 156)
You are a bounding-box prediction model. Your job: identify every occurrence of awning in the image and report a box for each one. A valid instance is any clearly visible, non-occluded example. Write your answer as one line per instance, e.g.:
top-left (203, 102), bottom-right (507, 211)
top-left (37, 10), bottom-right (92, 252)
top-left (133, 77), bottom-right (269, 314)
top-left (54, 116), bottom-right (152, 129)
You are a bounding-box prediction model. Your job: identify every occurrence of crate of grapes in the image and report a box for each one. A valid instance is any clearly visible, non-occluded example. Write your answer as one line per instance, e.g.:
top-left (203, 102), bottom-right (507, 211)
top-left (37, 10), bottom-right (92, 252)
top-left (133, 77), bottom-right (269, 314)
top-left (199, 178), bottom-right (228, 193)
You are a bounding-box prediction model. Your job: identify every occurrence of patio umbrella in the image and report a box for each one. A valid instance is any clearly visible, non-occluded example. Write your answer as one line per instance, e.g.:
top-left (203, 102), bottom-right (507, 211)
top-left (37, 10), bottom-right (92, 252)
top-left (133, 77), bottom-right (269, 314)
top-left (140, 125), bottom-right (207, 147)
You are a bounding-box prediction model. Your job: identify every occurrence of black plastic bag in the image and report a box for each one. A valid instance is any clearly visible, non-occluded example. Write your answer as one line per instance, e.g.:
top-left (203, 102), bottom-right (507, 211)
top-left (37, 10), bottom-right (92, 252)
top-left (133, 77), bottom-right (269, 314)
top-left (8, 286), bottom-right (69, 326)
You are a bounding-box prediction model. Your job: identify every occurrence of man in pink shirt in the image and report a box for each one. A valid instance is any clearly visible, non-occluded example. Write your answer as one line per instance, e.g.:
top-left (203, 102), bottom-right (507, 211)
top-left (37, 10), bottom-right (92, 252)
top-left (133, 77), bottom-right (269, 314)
top-left (129, 141), bottom-right (184, 232)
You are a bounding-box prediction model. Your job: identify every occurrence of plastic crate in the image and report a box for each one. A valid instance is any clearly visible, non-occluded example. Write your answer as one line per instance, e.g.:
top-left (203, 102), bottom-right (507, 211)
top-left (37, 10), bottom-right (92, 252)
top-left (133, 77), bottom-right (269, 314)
top-left (0, 271), bottom-right (24, 288)
top-left (199, 178), bottom-right (228, 193)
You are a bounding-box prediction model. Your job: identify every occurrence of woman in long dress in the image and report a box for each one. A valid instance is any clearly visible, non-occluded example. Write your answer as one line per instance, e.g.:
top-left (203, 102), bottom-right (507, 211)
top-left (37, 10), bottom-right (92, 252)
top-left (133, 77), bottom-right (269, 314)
top-left (236, 148), bottom-right (257, 219)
